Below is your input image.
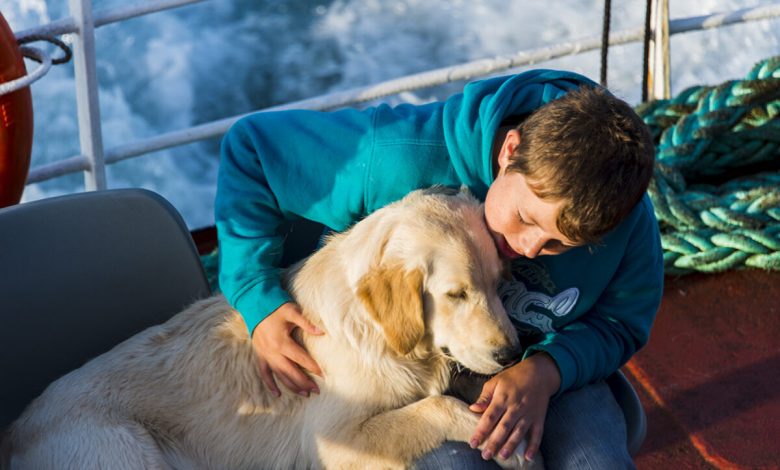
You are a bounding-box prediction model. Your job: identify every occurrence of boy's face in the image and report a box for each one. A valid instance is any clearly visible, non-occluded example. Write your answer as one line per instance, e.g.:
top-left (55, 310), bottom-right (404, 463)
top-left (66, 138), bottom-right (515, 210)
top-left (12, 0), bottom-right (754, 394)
top-left (484, 130), bottom-right (581, 259)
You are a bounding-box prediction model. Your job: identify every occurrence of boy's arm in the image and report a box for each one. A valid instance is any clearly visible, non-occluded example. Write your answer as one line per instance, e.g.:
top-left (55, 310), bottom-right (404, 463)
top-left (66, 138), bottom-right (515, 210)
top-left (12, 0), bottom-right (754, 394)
top-left (215, 109), bottom-right (373, 334)
top-left (468, 202), bottom-right (662, 460)
top-left (525, 199), bottom-right (664, 394)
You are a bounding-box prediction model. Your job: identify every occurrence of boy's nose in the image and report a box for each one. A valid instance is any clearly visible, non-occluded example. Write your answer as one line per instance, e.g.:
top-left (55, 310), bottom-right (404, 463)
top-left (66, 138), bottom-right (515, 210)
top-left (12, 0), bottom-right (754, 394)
top-left (516, 226), bottom-right (547, 259)
top-left (521, 237), bottom-right (545, 258)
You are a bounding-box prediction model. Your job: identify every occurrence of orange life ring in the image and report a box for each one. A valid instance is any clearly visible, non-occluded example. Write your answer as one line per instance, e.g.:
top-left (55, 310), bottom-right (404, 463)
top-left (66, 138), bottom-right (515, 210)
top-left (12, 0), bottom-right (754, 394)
top-left (0, 13), bottom-right (33, 208)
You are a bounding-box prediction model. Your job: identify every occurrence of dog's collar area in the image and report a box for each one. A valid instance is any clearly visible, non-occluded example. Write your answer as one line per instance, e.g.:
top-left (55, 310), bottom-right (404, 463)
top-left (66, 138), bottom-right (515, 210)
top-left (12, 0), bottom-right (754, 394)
top-left (440, 347), bottom-right (467, 373)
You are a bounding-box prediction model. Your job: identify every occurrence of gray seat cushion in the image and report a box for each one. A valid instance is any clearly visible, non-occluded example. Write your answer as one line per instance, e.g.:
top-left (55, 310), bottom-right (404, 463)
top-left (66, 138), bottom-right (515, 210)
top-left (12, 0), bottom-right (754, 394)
top-left (0, 189), bottom-right (210, 428)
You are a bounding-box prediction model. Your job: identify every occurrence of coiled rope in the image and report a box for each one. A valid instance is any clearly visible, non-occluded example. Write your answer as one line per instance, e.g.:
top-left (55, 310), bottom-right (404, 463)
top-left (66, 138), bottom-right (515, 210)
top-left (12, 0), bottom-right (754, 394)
top-left (0, 34), bottom-right (72, 97)
top-left (636, 55), bottom-right (780, 274)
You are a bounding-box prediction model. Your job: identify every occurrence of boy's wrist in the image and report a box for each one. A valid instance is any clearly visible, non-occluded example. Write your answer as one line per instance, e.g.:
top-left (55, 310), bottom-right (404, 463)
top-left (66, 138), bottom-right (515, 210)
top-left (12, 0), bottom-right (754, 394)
top-left (527, 352), bottom-right (562, 397)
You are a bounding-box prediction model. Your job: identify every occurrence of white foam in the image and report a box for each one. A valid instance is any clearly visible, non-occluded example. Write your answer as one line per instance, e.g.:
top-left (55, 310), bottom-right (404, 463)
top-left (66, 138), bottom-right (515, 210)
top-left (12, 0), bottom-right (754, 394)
top-left (5, 0), bottom-right (779, 228)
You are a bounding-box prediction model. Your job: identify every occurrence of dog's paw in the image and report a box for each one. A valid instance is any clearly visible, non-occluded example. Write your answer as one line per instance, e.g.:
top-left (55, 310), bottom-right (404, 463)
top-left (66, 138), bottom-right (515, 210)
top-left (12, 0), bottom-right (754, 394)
top-left (493, 451), bottom-right (524, 470)
top-left (494, 451), bottom-right (545, 470)
top-left (490, 443), bottom-right (544, 470)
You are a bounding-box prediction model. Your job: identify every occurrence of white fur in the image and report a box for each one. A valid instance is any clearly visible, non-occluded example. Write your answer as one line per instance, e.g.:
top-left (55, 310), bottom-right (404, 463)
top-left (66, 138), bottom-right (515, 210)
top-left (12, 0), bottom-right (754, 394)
top-left (3, 188), bottom-right (541, 470)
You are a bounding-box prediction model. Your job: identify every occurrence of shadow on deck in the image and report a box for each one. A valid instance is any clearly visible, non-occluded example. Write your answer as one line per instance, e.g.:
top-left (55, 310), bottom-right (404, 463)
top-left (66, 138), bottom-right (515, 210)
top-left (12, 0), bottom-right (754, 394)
top-left (629, 270), bottom-right (780, 469)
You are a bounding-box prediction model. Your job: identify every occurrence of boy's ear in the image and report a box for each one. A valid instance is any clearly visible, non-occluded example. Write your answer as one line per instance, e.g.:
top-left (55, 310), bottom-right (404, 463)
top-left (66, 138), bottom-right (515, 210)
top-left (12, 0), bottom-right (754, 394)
top-left (497, 129), bottom-right (521, 172)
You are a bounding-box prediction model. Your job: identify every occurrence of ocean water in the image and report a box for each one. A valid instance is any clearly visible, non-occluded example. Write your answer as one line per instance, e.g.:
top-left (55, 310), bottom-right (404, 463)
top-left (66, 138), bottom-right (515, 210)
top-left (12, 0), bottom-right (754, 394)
top-left (3, 0), bottom-right (780, 229)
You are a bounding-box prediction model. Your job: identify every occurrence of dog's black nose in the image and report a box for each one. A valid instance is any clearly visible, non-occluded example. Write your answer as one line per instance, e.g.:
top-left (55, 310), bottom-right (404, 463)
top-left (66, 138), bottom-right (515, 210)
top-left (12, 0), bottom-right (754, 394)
top-left (493, 347), bottom-right (522, 366)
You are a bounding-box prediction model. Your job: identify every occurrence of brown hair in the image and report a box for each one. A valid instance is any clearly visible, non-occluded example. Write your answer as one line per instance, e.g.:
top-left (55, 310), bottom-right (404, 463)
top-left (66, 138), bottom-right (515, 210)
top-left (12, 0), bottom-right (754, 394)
top-left (507, 86), bottom-right (654, 244)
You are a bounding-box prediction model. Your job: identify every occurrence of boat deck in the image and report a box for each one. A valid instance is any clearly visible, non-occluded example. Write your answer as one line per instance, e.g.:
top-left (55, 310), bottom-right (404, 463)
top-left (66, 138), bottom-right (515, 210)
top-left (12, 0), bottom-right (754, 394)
top-left (630, 270), bottom-right (780, 469)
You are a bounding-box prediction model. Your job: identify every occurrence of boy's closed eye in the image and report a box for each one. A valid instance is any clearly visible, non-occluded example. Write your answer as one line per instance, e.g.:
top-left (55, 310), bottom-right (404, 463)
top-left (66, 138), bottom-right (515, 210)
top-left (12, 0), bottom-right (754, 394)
top-left (542, 239), bottom-right (576, 253)
top-left (516, 211), bottom-right (533, 226)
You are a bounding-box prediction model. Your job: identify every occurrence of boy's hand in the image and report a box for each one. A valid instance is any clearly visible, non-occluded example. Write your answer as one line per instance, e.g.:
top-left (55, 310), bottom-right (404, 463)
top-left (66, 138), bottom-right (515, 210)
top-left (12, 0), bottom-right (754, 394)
top-left (468, 353), bottom-right (561, 462)
top-left (251, 302), bottom-right (324, 397)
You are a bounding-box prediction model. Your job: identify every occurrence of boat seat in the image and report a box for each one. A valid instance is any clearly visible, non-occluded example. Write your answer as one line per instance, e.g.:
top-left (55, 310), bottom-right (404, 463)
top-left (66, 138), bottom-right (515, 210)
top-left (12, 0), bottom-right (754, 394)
top-left (0, 189), bottom-right (647, 458)
top-left (0, 189), bottom-right (211, 429)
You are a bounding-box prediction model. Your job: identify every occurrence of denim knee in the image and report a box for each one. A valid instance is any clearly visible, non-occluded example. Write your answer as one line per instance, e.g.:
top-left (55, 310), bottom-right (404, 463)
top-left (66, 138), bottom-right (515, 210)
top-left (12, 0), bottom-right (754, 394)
top-left (540, 381), bottom-right (635, 469)
top-left (411, 441), bottom-right (503, 470)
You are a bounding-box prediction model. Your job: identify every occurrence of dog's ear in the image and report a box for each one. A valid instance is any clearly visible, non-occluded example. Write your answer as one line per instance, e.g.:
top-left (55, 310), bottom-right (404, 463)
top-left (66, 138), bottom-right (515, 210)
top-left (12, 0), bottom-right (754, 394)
top-left (357, 264), bottom-right (425, 355)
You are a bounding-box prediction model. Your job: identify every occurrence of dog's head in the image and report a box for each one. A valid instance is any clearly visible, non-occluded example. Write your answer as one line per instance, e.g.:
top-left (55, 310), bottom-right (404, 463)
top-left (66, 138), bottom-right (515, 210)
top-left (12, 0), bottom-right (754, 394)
top-left (356, 187), bottom-right (520, 375)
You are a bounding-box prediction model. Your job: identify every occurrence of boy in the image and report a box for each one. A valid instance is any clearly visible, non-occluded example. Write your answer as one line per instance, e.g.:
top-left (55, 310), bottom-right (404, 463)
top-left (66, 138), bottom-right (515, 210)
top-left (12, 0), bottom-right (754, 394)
top-left (215, 69), bottom-right (663, 469)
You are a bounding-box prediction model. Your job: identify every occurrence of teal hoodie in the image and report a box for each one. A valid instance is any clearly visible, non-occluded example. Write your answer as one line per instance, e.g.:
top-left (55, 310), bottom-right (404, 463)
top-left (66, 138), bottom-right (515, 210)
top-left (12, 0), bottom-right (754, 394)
top-left (215, 69), bottom-right (664, 394)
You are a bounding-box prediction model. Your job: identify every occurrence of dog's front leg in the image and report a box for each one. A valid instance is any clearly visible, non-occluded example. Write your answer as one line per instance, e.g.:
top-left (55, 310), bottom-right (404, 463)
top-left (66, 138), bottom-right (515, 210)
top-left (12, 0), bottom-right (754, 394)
top-left (318, 395), bottom-right (534, 470)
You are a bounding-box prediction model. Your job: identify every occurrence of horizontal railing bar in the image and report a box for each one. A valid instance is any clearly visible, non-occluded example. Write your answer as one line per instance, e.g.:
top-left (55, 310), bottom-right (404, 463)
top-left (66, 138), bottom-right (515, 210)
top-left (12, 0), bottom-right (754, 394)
top-left (104, 116), bottom-right (239, 164)
top-left (15, 0), bottom-right (207, 41)
top-left (29, 26), bottom-right (647, 182)
top-left (23, 3), bottom-right (780, 184)
top-left (27, 155), bottom-right (90, 182)
top-left (16, 2), bottom-right (779, 46)
top-left (670, 4), bottom-right (780, 34)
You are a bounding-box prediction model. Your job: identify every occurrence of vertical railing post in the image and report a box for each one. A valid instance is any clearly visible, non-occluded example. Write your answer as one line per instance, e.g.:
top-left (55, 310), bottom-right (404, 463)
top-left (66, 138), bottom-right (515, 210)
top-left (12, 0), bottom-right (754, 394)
top-left (69, 0), bottom-right (107, 190)
top-left (647, 0), bottom-right (671, 100)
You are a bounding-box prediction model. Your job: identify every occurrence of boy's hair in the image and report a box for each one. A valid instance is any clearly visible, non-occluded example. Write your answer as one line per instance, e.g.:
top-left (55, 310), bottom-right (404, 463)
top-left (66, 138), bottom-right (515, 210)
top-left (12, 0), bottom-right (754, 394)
top-left (507, 86), bottom-right (655, 244)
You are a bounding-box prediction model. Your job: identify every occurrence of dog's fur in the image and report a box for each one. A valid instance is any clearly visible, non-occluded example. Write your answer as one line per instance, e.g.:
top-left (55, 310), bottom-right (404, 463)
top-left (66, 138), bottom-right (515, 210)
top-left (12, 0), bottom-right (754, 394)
top-left (2, 188), bottom-right (539, 469)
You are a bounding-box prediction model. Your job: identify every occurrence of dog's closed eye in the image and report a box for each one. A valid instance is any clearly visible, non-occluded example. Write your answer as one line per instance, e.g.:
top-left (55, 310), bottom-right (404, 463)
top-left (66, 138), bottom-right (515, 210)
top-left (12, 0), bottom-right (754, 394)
top-left (446, 289), bottom-right (468, 302)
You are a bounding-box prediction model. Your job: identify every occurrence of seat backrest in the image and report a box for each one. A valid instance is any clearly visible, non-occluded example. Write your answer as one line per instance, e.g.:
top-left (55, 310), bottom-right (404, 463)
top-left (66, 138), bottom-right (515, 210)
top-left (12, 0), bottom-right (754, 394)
top-left (0, 189), bottom-right (210, 428)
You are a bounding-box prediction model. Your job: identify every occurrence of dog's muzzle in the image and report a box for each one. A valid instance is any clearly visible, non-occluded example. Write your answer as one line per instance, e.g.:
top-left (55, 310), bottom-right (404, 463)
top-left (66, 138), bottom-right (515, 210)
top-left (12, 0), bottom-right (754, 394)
top-left (493, 347), bottom-right (522, 367)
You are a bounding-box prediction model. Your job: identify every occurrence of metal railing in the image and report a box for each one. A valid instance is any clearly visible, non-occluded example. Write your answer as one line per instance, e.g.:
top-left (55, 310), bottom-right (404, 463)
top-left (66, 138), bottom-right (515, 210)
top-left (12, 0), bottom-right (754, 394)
top-left (9, 1), bottom-right (780, 191)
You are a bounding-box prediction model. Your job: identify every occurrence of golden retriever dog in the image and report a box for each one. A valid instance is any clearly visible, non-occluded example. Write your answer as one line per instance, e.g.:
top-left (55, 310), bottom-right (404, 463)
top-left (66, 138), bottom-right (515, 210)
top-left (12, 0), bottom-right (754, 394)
top-left (2, 188), bottom-right (539, 470)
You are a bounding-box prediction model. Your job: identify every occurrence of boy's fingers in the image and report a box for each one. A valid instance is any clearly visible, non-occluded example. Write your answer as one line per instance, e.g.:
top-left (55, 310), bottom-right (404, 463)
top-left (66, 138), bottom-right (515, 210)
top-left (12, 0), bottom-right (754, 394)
top-left (498, 420), bottom-right (527, 459)
top-left (470, 400), bottom-right (504, 449)
top-left (287, 307), bottom-right (324, 335)
top-left (275, 372), bottom-right (301, 395)
top-left (258, 360), bottom-right (280, 397)
top-left (524, 424), bottom-right (544, 462)
top-left (469, 403), bottom-right (487, 413)
top-left (469, 382), bottom-right (495, 412)
top-left (284, 341), bottom-right (323, 377)
top-left (278, 358), bottom-right (319, 395)
top-left (468, 398), bottom-right (489, 413)
top-left (483, 414), bottom-right (523, 459)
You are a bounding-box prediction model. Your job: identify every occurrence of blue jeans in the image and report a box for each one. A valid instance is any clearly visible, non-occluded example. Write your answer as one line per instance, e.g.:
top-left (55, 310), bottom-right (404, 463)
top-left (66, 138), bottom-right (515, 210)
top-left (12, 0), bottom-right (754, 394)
top-left (411, 380), bottom-right (635, 469)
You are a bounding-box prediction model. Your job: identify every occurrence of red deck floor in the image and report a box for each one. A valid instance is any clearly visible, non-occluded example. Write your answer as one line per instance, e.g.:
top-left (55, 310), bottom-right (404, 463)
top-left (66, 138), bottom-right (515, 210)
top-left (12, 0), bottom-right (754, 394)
top-left (628, 270), bottom-right (780, 470)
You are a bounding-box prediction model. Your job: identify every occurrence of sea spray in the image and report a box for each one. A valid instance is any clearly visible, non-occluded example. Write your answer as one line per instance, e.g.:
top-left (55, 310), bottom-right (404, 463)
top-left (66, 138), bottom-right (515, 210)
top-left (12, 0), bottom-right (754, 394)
top-left (4, 0), bottom-right (779, 228)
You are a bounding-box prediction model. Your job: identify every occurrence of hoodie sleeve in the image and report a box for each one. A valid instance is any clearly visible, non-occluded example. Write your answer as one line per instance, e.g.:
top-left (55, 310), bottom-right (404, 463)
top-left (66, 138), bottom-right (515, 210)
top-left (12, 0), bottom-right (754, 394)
top-left (215, 109), bottom-right (374, 334)
top-left (525, 198), bottom-right (664, 394)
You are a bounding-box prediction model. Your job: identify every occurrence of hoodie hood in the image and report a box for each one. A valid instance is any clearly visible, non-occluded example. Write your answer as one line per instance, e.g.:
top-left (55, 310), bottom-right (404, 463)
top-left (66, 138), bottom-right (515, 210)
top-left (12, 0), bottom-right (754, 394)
top-left (442, 69), bottom-right (598, 200)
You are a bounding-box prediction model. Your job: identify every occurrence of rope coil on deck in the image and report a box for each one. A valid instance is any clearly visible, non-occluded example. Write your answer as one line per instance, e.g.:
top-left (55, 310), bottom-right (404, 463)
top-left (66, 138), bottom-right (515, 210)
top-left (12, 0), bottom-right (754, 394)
top-left (637, 56), bottom-right (780, 274)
